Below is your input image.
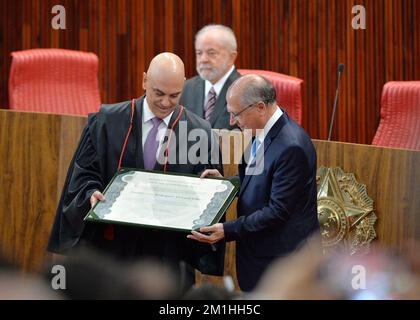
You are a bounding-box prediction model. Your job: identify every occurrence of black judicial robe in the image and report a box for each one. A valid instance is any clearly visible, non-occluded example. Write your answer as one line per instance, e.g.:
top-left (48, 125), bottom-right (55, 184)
top-left (47, 97), bottom-right (225, 276)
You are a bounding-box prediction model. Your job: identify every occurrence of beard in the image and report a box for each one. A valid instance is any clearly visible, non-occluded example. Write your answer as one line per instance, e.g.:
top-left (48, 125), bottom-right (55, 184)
top-left (197, 62), bottom-right (228, 83)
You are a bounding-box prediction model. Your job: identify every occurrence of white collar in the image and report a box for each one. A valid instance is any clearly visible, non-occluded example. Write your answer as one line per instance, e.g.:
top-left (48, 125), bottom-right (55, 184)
top-left (204, 65), bottom-right (235, 98)
top-left (142, 98), bottom-right (173, 126)
top-left (255, 106), bottom-right (283, 145)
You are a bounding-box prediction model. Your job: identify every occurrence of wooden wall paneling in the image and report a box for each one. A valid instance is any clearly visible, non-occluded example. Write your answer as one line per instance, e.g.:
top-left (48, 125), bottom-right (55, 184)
top-left (401, 0), bottom-right (412, 80)
top-left (282, 0), bottom-right (289, 72)
top-left (298, 0), bottom-right (309, 131)
top-left (0, 110), bottom-right (87, 272)
top-left (231, 0), bottom-right (241, 61)
top-left (98, 0), bottom-right (108, 103)
top-left (79, 0), bottom-right (88, 51)
top-left (153, 0), bottom-right (163, 54)
top-left (373, 0), bottom-right (386, 135)
top-left (365, 0), bottom-right (376, 143)
top-left (143, 0), bottom-right (153, 62)
top-left (356, 0), bottom-right (366, 143)
top-left (88, 0), bottom-right (98, 54)
top-left (0, 1), bottom-right (8, 106)
top-left (393, 0), bottom-right (404, 81)
top-left (164, 0), bottom-right (174, 53)
top-left (108, 0), bottom-right (117, 102)
top-left (261, 0), bottom-right (269, 69)
top-left (32, 0), bottom-right (40, 49)
top-left (313, 139), bottom-right (420, 260)
top-left (116, 1), bottom-right (128, 101)
top-left (220, 0), bottom-right (231, 27)
top-left (134, 0), bottom-right (146, 98)
top-left (241, 0), bottom-right (250, 68)
top-left (414, 0), bottom-right (420, 81)
top-left (50, 0), bottom-right (60, 49)
top-left (1, 0), bottom-right (419, 143)
top-left (212, 0), bottom-right (222, 22)
top-left (21, 2), bottom-right (30, 49)
top-left (346, 0), bottom-right (356, 143)
top-left (269, 0), bottom-right (278, 73)
top-left (308, 0), bottom-right (319, 138)
top-left (327, 0), bottom-right (337, 141)
top-left (318, 0), bottom-right (328, 140)
top-left (336, 0), bottom-right (347, 143)
top-left (384, 0), bottom-right (395, 82)
top-left (288, 0), bottom-right (298, 77)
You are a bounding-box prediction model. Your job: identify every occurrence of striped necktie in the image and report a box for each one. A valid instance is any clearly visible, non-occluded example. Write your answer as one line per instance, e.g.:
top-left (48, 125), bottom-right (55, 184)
top-left (204, 87), bottom-right (216, 121)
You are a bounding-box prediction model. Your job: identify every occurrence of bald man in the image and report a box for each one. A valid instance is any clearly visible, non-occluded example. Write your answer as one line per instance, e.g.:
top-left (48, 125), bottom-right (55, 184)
top-left (180, 24), bottom-right (240, 130)
top-left (189, 74), bottom-right (319, 291)
top-left (48, 53), bottom-right (224, 291)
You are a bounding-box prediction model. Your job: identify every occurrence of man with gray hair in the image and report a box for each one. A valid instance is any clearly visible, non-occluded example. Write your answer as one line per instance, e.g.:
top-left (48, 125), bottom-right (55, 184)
top-left (188, 74), bottom-right (319, 292)
top-left (180, 24), bottom-right (240, 130)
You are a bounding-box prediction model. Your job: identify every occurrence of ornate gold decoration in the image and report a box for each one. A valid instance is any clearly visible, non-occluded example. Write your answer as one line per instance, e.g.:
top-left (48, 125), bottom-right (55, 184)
top-left (316, 167), bottom-right (377, 255)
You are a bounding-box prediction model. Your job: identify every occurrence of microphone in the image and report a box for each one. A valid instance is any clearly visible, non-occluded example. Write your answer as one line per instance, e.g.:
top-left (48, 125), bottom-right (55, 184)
top-left (327, 63), bottom-right (344, 141)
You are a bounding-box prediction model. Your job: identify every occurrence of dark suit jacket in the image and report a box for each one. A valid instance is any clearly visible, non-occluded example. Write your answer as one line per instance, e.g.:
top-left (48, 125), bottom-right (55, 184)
top-left (223, 111), bottom-right (319, 291)
top-left (179, 69), bottom-right (241, 130)
top-left (47, 96), bottom-right (225, 276)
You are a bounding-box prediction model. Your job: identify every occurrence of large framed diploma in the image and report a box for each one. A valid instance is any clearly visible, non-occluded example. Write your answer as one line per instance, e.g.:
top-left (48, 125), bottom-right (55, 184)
top-left (84, 168), bottom-right (239, 232)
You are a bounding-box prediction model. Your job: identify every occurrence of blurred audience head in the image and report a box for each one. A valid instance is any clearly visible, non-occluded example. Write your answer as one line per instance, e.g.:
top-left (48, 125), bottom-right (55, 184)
top-left (254, 235), bottom-right (420, 300)
top-left (183, 283), bottom-right (237, 300)
top-left (0, 254), bottom-right (61, 300)
top-left (43, 248), bottom-right (179, 300)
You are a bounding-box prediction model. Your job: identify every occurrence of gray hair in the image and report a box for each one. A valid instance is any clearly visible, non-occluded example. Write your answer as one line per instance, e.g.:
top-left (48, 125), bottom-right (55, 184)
top-left (228, 75), bottom-right (277, 108)
top-left (195, 24), bottom-right (237, 51)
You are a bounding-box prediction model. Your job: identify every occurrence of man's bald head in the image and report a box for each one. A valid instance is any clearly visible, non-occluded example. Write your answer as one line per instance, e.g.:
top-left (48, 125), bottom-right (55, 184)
top-left (227, 74), bottom-right (276, 108)
top-left (226, 74), bottom-right (277, 132)
top-left (146, 52), bottom-right (185, 80)
top-left (143, 53), bottom-right (186, 119)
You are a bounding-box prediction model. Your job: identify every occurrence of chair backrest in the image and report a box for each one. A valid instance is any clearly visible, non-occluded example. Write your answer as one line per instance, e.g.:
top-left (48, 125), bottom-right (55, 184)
top-left (9, 49), bottom-right (101, 116)
top-left (238, 69), bottom-right (303, 124)
top-left (372, 81), bottom-right (420, 151)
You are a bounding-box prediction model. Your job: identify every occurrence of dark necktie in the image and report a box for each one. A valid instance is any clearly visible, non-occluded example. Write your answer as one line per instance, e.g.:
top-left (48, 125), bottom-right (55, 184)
top-left (204, 87), bottom-right (216, 121)
top-left (143, 117), bottom-right (163, 170)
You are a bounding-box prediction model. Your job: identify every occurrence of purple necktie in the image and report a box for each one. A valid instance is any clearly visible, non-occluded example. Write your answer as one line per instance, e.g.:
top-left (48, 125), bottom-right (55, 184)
top-left (143, 117), bottom-right (163, 170)
top-left (204, 87), bottom-right (216, 121)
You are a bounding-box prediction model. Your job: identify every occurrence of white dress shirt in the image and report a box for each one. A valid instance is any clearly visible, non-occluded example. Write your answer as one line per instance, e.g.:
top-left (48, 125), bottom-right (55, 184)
top-left (248, 106), bottom-right (283, 164)
top-left (142, 99), bottom-right (173, 154)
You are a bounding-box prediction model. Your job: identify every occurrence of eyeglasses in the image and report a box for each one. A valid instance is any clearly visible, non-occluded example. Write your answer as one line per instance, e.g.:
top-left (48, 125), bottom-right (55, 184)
top-left (229, 100), bottom-right (267, 120)
top-left (229, 102), bottom-right (257, 120)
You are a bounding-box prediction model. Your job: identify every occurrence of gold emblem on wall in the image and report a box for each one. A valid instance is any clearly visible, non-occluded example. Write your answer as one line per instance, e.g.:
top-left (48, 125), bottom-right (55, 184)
top-left (316, 167), bottom-right (377, 255)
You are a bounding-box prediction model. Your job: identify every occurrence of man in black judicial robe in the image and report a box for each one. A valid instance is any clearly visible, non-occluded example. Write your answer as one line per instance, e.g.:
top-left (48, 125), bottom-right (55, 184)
top-left (47, 53), bottom-right (224, 288)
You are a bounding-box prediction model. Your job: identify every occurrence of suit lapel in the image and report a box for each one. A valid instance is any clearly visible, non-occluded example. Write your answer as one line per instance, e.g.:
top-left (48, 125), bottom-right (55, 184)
top-left (238, 112), bottom-right (288, 197)
top-left (193, 79), bottom-right (205, 118)
top-left (134, 97), bottom-right (145, 169)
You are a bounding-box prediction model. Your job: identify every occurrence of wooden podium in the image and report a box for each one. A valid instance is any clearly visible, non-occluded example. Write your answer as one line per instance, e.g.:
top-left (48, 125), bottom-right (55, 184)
top-left (0, 110), bottom-right (418, 282)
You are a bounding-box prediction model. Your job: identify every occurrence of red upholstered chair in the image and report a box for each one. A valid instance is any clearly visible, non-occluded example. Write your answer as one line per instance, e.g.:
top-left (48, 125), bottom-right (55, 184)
top-left (238, 69), bottom-right (303, 125)
top-left (8, 48), bottom-right (100, 116)
top-left (372, 81), bottom-right (420, 151)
